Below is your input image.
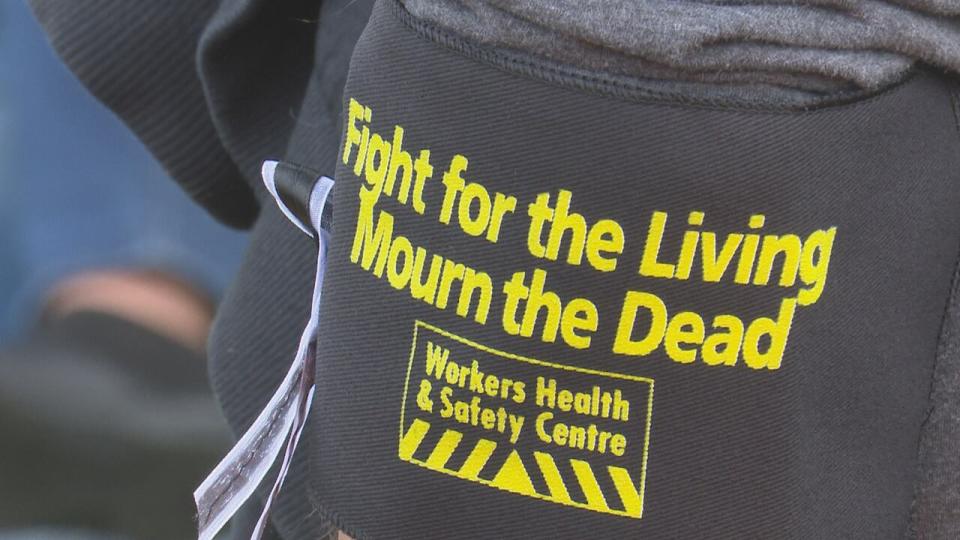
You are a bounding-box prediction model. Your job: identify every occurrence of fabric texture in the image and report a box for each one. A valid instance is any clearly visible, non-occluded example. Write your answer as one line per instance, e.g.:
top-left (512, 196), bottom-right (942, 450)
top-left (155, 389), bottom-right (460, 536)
top-left (28, 1), bottom-right (375, 537)
top-left (910, 142), bottom-right (960, 538)
top-left (404, 0), bottom-right (960, 99)
top-left (302, 2), bottom-right (960, 537)
top-left (25, 0), bottom-right (960, 538)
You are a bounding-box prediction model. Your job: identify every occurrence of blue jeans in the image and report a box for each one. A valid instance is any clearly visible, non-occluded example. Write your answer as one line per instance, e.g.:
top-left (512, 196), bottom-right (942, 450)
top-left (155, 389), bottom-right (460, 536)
top-left (0, 0), bottom-right (248, 340)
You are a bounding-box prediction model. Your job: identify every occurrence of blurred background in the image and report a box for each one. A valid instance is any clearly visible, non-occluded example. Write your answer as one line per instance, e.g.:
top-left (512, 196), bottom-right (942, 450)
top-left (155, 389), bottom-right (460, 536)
top-left (0, 1), bottom-right (249, 538)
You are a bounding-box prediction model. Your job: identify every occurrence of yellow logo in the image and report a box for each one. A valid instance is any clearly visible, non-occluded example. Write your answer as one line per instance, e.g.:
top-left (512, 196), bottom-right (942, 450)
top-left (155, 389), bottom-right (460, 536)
top-left (399, 321), bottom-right (654, 518)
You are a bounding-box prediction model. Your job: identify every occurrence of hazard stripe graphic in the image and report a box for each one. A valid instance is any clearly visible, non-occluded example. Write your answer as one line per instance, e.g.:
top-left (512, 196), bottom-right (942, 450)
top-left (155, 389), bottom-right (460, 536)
top-left (533, 451), bottom-right (572, 503)
top-left (398, 418), bottom-right (646, 518)
top-left (571, 458), bottom-right (608, 510)
top-left (398, 418), bottom-right (430, 461)
top-left (458, 438), bottom-right (497, 480)
top-left (425, 429), bottom-right (462, 469)
top-left (609, 466), bottom-right (643, 516)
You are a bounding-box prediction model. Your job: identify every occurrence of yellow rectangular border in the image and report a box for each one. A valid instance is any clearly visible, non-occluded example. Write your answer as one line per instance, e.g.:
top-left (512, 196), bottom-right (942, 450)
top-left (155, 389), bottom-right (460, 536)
top-left (399, 320), bottom-right (655, 519)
